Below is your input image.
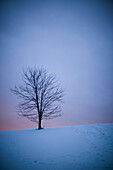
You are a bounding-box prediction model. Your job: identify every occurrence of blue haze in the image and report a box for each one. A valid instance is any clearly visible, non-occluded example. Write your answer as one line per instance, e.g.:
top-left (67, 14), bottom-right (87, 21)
top-left (0, 0), bottom-right (113, 129)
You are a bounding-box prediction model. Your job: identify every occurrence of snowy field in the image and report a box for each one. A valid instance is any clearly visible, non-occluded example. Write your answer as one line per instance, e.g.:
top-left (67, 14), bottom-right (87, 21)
top-left (0, 123), bottom-right (113, 170)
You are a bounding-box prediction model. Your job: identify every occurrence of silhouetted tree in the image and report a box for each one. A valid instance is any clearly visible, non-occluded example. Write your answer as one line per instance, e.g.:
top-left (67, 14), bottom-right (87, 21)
top-left (11, 67), bottom-right (64, 129)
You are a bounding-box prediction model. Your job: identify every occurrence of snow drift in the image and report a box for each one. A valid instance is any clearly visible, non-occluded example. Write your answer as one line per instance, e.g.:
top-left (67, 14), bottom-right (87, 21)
top-left (0, 123), bottom-right (113, 170)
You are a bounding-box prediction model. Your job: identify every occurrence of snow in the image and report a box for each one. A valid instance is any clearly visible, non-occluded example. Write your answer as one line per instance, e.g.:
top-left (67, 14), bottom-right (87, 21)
top-left (0, 123), bottom-right (113, 170)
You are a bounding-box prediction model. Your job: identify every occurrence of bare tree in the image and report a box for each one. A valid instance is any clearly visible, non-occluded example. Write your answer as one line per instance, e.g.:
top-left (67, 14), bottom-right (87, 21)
top-left (11, 67), bottom-right (64, 129)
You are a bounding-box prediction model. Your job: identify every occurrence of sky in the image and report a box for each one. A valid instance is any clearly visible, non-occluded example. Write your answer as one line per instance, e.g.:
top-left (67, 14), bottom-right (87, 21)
top-left (0, 0), bottom-right (113, 130)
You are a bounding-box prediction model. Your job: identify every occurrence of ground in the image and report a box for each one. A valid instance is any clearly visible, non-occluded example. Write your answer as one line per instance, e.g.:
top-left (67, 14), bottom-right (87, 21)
top-left (0, 123), bottom-right (113, 170)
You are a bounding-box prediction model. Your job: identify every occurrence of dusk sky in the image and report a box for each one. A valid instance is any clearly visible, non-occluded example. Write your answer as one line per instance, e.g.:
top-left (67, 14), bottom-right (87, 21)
top-left (0, 0), bottom-right (113, 130)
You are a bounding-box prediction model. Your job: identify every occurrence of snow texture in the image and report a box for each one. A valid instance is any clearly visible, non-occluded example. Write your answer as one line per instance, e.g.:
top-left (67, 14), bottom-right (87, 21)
top-left (0, 123), bottom-right (113, 170)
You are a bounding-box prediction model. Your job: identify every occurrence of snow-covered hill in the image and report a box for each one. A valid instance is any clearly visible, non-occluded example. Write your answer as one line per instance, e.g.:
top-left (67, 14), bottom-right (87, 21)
top-left (0, 123), bottom-right (113, 170)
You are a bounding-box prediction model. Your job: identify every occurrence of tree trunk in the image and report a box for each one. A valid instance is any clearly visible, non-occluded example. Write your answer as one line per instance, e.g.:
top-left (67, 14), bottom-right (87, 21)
top-left (38, 113), bottom-right (42, 130)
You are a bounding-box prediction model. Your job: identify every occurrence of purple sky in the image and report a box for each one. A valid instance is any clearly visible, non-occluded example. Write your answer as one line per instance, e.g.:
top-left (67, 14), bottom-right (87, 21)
top-left (0, 0), bottom-right (113, 130)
